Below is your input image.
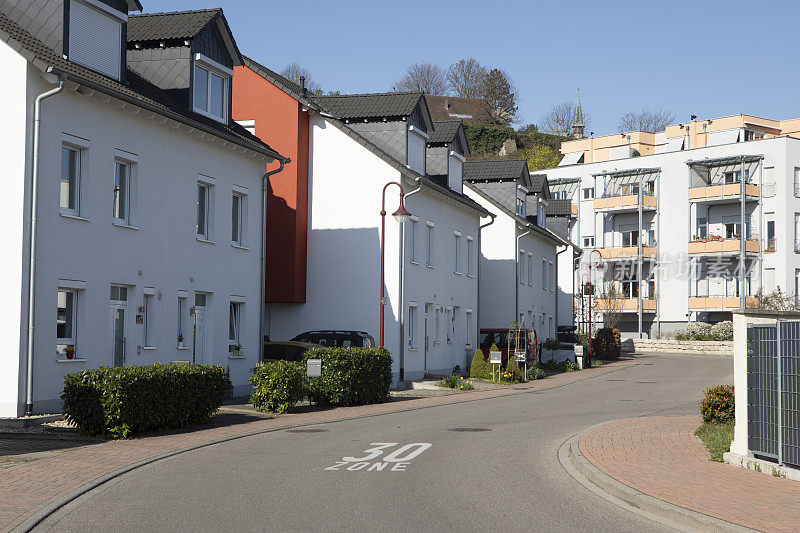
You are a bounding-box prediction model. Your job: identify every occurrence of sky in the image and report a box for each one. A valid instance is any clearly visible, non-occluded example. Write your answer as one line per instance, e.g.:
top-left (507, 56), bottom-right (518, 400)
top-left (151, 0), bottom-right (800, 135)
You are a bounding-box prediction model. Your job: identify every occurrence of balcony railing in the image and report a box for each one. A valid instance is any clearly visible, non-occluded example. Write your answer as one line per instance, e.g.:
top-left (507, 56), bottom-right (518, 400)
top-left (688, 237), bottom-right (759, 255)
top-left (593, 297), bottom-right (657, 312)
top-left (594, 194), bottom-right (657, 212)
top-left (688, 296), bottom-right (759, 310)
top-left (597, 246), bottom-right (657, 259)
top-left (688, 183), bottom-right (759, 203)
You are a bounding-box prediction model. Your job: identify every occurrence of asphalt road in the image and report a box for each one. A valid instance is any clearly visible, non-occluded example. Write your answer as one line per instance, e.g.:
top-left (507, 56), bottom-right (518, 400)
top-left (38, 353), bottom-right (732, 532)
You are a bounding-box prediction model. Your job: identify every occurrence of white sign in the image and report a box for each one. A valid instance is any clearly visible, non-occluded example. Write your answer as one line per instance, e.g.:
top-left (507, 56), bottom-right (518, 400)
top-left (515, 350), bottom-right (526, 362)
top-left (489, 351), bottom-right (502, 364)
top-left (306, 359), bottom-right (322, 378)
top-left (324, 442), bottom-right (432, 472)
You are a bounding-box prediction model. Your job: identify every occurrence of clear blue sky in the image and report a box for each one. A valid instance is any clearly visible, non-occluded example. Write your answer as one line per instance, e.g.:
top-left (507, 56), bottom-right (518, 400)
top-left (151, 0), bottom-right (800, 135)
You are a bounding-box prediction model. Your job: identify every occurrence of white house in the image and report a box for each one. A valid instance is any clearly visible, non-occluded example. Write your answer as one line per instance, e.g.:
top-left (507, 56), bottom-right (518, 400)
top-left (0, 2), bottom-right (287, 416)
top-left (463, 159), bottom-right (574, 342)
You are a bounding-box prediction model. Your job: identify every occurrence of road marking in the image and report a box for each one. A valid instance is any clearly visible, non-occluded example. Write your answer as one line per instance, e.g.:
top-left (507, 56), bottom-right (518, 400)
top-left (324, 443), bottom-right (431, 472)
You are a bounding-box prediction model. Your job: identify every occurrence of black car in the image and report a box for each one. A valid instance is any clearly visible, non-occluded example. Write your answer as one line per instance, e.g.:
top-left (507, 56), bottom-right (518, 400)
top-left (291, 330), bottom-right (375, 348)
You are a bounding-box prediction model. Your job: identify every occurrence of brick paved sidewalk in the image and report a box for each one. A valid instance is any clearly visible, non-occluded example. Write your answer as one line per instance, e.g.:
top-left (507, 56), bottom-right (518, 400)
top-left (0, 360), bottom-right (631, 532)
top-left (580, 416), bottom-right (800, 533)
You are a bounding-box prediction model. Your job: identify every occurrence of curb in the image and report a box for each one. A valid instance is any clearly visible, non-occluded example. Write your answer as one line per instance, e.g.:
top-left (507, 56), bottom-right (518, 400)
top-left (559, 429), bottom-right (755, 533)
top-left (17, 361), bottom-right (638, 532)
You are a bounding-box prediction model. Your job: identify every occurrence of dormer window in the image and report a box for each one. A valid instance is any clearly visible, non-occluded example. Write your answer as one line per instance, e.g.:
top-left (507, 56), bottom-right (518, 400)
top-left (68, 0), bottom-right (125, 80)
top-left (516, 198), bottom-right (526, 216)
top-left (193, 54), bottom-right (232, 123)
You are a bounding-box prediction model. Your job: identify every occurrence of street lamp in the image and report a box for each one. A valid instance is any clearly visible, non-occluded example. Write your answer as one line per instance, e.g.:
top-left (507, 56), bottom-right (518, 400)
top-left (380, 181), bottom-right (412, 347)
top-left (585, 249), bottom-right (604, 365)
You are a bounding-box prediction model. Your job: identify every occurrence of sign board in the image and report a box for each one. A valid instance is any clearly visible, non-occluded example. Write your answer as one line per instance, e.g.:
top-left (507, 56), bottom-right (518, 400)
top-left (574, 344), bottom-right (584, 356)
top-left (489, 351), bottom-right (502, 364)
top-left (306, 359), bottom-right (322, 378)
top-left (515, 350), bottom-right (526, 362)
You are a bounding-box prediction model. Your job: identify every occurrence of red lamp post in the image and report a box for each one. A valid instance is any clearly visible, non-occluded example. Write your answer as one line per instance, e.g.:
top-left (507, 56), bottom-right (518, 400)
top-left (585, 249), bottom-right (604, 361)
top-left (380, 181), bottom-right (412, 348)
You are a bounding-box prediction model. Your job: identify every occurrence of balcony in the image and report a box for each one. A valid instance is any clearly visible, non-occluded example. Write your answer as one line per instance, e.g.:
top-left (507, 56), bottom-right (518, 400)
top-left (593, 298), bottom-right (657, 312)
top-left (593, 194), bottom-right (657, 213)
top-left (688, 296), bottom-right (759, 311)
top-left (597, 246), bottom-right (657, 260)
top-left (687, 237), bottom-right (759, 256)
top-left (688, 183), bottom-right (759, 204)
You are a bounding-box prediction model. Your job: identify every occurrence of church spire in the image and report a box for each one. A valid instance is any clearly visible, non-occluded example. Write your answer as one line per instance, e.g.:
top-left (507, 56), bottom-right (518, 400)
top-left (572, 89), bottom-right (585, 139)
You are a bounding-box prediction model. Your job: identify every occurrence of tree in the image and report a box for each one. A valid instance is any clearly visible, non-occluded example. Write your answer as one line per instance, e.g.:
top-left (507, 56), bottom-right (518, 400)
top-left (540, 101), bottom-right (591, 137)
top-left (520, 144), bottom-right (560, 171)
top-left (280, 63), bottom-right (322, 94)
top-left (598, 282), bottom-right (623, 330)
top-left (394, 62), bottom-right (449, 95)
top-left (482, 68), bottom-right (517, 125)
top-left (618, 108), bottom-right (676, 133)
top-left (756, 287), bottom-right (798, 311)
top-left (446, 58), bottom-right (487, 98)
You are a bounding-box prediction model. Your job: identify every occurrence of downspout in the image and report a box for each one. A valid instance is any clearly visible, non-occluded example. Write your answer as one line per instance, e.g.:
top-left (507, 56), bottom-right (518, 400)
top-left (260, 159), bottom-right (288, 365)
top-left (515, 226), bottom-right (532, 324)
top-left (26, 76), bottom-right (65, 415)
top-left (398, 176), bottom-right (422, 383)
top-left (477, 213), bottom-right (496, 339)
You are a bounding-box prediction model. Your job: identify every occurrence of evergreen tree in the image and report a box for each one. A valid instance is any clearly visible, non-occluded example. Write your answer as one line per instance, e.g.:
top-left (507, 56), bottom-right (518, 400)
top-left (483, 69), bottom-right (518, 126)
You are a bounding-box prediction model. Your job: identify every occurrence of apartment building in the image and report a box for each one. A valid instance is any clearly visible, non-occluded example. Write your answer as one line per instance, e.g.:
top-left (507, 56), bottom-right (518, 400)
top-left (540, 114), bottom-right (800, 338)
top-left (0, 2), bottom-right (287, 416)
top-left (233, 59), bottom-right (489, 381)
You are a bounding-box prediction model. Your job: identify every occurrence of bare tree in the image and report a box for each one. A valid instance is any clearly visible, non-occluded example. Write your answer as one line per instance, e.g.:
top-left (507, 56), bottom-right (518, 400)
top-left (597, 282), bottom-right (623, 330)
top-left (394, 62), bottom-right (449, 95)
top-left (482, 68), bottom-right (517, 125)
top-left (618, 108), bottom-right (676, 133)
top-left (540, 101), bottom-right (591, 137)
top-left (280, 63), bottom-right (322, 94)
top-left (446, 58), bottom-right (487, 98)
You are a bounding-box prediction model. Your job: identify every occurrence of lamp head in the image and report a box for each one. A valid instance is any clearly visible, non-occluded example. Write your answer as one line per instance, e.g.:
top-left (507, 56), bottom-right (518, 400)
top-left (392, 203), bottom-right (412, 223)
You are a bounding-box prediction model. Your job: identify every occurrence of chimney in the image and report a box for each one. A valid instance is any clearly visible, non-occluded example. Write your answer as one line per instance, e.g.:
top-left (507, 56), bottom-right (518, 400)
top-left (300, 76), bottom-right (307, 98)
top-left (444, 97), bottom-right (449, 110)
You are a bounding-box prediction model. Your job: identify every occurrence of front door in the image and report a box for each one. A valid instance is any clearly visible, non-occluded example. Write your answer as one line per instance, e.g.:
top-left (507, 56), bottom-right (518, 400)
top-left (423, 304), bottom-right (431, 372)
top-left (111, 304), bottom-right (126, 367)
top-left (194, 306), bottom-right (206, 363)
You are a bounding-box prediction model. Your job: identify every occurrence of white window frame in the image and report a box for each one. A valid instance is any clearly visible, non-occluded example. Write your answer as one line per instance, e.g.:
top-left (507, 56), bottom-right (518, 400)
top-left (229, 301), bottom-right (243, 354)
top-left (409, 217), bottom-right (419, 263)
top-left (516, 197), bottom-right (526, 216)
top-left (113, 160), bottom-right (131, 224)
top-left (795, 167), bottom-right (800, 197)
top-left (454, 231), bottom-right (461, 275)
top-left (231, 192), bottom-right (245, 247)
top-left (465, 309), bottom-right (473, 347)
top-left (527, 252), bottom-right (534, 286)
top-left (466, 236), bottom-right (474, 277)
top-left (60, 145), bottom-right (82, 215)
top-left (582, 236), bottom-right (595, 247)
top-left (196, 179), bottom-right (215, 241)
top-left (143, 290), bottom-right (155, 348)
top-left (542, 258), bottom-right (547, 289)
top-left (583, 187), bottom-right (594, 200)
top-left (177, 293), bottom-right (188, 348)
top-left (550, 261), bottom-right (555, 291)
top-left (426, 221), bottom-right (435, 267)
top-left (56, 288), bottom-right (79, 360)
top-left (519, 250), bottom-right (525, 284)
top-left (408, 303), bottom-right (418, 349)
top-left (193, 54), bottom-right (233, 123)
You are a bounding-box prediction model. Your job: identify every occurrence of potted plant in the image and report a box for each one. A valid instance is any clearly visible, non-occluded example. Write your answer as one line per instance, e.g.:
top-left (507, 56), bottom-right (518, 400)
top-left (177, 333), bottom-right (184, 348)
top-left (64, 345), bottom-right (75, 360)
top-left (231, 343), bottom-right (242, 357)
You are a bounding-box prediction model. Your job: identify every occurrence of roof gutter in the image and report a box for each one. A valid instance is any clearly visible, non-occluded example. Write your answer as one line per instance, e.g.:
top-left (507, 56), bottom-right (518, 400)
top-left (25, 73), bottom-right (65, 415)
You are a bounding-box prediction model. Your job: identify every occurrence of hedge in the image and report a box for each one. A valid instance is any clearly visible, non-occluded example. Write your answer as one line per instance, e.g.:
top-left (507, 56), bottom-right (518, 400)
top-left (61, 363), bottom-right (231, 438)
top-left (303, 347), bottom-right (392, 406)
top-left (700, 385), bottom-right (734, 423)
top-left (249, 360), bottom-right (305, 413)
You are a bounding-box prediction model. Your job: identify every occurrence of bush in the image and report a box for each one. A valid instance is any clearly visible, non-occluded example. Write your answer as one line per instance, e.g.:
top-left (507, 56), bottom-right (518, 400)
top-left (527, 367), bottom-right (546, 380)
top-left (61, 363), bottom-right (231, 439)
top-left (249, 360), bottom-right (305, 413)
top-left (686, 321), bottom-right (712, 339)
top-left (710, 321), bottom-right (733, 341)
top-left (469, 349), bottom-right (491, 379)
top-left (700, 385), bottom-right (734, 423)
top-left (439, 376), bottom-right (475, 390)
top-left (303, 347), bottom-right (392, 406)
top-left (593, 328), bottom-right (621, 360)
top-left (505, 356), bottom-right (523, 383)
top-left (542, 338), bottom-right (562, 351)
top-left (541, 358), bottom-right (577, 372)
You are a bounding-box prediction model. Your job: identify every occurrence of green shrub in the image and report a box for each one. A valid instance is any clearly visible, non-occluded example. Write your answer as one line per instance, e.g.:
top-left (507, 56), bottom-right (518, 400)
top-left (542, 338), bottom-right (562, 351)
top-left (249, 360), bottom-right (305, 413)
top-left (469, 349), bottom-right (491, 379)
top-left (593, 328), bottom-right (620, 360)
top-left (303, 347), bottom-right (392, 406)
top-left (527, 367), bottom-right (546, 380)
top-left (695, 422), bottom-right (734, 462)
top-left (505, 356), bottom-right (523, 382)
top-left (541, 358), bottom-right (577, 372)
top-left (61, 363), bottom-right (230, 439)
top-left (700, 385), bottom-right (734, 423)
top-left (710, 321), bottom-right (733, 341)
top-left (440, 375), bottom-right (460, 388)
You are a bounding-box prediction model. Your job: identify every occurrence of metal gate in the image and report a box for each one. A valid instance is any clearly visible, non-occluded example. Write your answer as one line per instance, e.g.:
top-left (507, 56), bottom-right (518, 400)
top-left (746, 321), bottom-right (800, 467)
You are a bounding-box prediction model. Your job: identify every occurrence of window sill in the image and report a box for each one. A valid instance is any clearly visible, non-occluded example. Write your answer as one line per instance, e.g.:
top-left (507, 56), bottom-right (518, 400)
top-left (228, 355), bottom-right (247, 360)
top-left (408, 348), bottom-right (419, 352)
top-left (141, 346), bottom-right (156, 351)
top-left (410, 260), bottom-right (420, 266)
top-left (176, 346), bottom-right (190, 351)
top-left (425, 264), bottom-right (435, 270)
top-left (113, 221), bottom-right (139, 230)
top-left (231, 243), bottom-right (249, 251)
top-left (196, 236), bottom-right (215, 245)
top-left (467, 274), bottom-right (475, 279)
top-left (454, 271), bottom-right (462, 276)
top-left (57, 358), bottom-right (87, 363)
top-left (59, 212), bottom-right (90, 222)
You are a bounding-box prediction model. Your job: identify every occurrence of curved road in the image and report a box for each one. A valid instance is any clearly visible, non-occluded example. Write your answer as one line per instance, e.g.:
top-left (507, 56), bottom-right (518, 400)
top-left (38, 353), bottom-right (732, 532)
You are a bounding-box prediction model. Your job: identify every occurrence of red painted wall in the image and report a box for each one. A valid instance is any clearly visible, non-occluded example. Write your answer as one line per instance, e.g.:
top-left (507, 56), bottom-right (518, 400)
top-left (232, 66), bottom-right (308, 303)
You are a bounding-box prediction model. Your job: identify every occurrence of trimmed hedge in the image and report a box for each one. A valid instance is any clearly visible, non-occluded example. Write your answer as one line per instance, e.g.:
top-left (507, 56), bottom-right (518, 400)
top-left (61, 363), bottom-right (231, 439)
top-left (303, 347), bottom-right (392, 406)
top-left (700, 385), bottom-right (734, 423)
top-left (593, 328), bottom-right (621, 360)
top-left (249, 360), bottom-right (305, 413)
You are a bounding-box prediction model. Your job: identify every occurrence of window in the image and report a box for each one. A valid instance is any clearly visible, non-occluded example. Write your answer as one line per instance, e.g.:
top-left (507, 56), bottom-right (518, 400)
top-left (582, 187), bottom-right (594, 200)
top-left (542, 258), bottom-right (547, 288)
top-left (519, 250), bottom-right (525, 283)
top-left (193, 59), bottom-right (230, 122)
top-left (229, 302), bottom-right (242, 353)
top-left (465, 310), bottom-right (473, 347)
top-left (723, 216), bottom-right (749, 239)
top-left (143, 292), bottom-right (155, 348)
top-left (68, 0), bottom-right (123, 80)
top-left (57, 290), bottom-right (77, 358)
top-left (195, 293), bottom-right (207, 307)
top-left (408, 304), bottom-right (418, 349)
top-left (621, 226), bottom-right (639, 247)
top-left (110, 285), bottom-right (128, 302)
top-left (177, 295), bottom-right (187, 346)
top-left (60, 147), bottom-right (80, 213)
top-left (516, 198), bottom-right (525, 216)
top-left (723, 170), bottom-right (749, 184)
top-left (527, 253), bottom-right (533, 286)
top-left (231, 193), bottom-right (244, 245)
top-left (744, 130), bottom-right (764, 142)
top-left (766, 219), bottom-right (775, 251)
top-left (426, 222), bottom-right (435, 266)
top-left (582, 236), bottom-right (595, 247)
top-left (622, 280), bottom-right (639, 298)
top-left (795, 213), bottom-right (800, 252)
top-left (795, 168), bottom-right (800, 197)
top-left (410, 218), bottom-right (419, 263)
top-left (197, 183), bottom-right (212, 239)
top-left (696, 217), bottom-right (708, 240)
top-left (466, 236), bottom-right (474, 276)
top-left (537, 202), bottom-right (546, 227)
top-left (434, 307), bottom-right (441, 344)
top-left (550, 261), bottom-right (555, 291)
top-left (113, 161), bottom-right (130, 223)
top-left (454, 232), bottom-right (461, 274)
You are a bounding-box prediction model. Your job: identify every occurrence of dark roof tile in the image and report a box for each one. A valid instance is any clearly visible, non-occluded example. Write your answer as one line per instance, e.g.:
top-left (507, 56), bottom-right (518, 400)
top-left (426, 95), bottom-right (493, 123)
top-left (127, 9), bottom-right (220, 42)
top-left (463, 159), bottom-right (528, 182)
top-left (546, 199), bottom-right (573, 216)
top-left (314, 92), bottom-right (423, 120)
top-left (428, 120), bottom-right (462, 144)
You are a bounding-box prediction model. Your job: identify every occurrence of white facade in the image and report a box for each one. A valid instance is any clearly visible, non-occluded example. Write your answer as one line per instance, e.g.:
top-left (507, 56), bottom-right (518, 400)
top-left (269, 114), bottom-right (483, 380)
top-left (542, 135), bottom-right (800, 338)
top-left (0, 40), bottom-right (271, 416)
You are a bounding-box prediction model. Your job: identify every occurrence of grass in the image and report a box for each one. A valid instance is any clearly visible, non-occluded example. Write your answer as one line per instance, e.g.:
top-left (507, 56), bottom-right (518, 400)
top-left (695, 422), bottom-right (734, 462)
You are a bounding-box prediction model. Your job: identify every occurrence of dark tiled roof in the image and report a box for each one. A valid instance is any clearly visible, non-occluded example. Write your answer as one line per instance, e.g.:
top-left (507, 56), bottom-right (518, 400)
top-left (0, 10), bottom-right (284, 161)
top-left (428, 120), bottom-right (462, 144)
top-left (128, 9), bottom-right (220, 41)
top-left (463, 159), bottom-right (528, 182)
top-left (546, 217), bottom-right (570, 239)
top-left (426, 95), bottom-right (493, 124)
top-left (546, 199), bottom-right (574, 216)
top-left (314, 92), bottom-right (424, 120)
top-left (529, 174), bottom-right (547, 194)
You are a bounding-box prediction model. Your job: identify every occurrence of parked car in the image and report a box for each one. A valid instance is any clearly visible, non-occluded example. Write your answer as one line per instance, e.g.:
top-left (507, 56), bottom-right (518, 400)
top-left (290, 330), bottom-right (375, 348)
top-left (262, 341), bottom-right (318, 362)
top-left (479, 328), bottom-right (538, 364)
